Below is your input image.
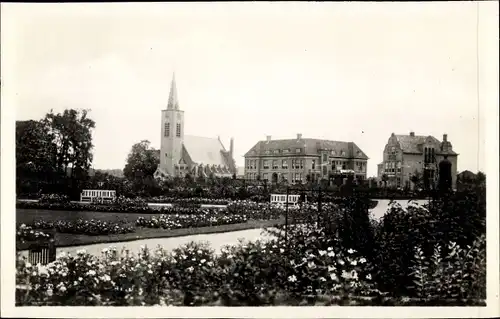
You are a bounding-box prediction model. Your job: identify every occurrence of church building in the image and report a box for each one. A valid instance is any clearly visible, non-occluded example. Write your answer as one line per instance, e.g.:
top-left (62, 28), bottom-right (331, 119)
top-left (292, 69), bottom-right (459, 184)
top-left (154, 74), bottom-right (236, 179)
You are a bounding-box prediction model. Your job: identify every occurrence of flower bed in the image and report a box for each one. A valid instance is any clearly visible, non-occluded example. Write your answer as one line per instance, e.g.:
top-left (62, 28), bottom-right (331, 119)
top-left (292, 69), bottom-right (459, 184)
top-left (16, 232), bottom-right (484, 306)
top-left (136, 212), bottom-right (249, 230)
top-left (15, 235), bottom-right (378, 306)
top-left (39, 194), bottom-right (70, 204)
top-left (17, 224), bottom-right (51, 243)
top-left (31, 219), bottom-right (135, 236)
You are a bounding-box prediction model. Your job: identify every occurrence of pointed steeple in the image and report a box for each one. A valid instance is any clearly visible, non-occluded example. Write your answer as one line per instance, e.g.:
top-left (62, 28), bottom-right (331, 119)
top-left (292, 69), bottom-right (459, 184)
top-left (167, 73), bottom-right (179, 110)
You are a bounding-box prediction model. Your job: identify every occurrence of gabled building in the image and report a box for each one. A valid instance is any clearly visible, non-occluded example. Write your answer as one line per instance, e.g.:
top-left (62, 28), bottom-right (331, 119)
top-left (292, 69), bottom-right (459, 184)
top-left (243, 134), bottom-right (368, 184)
top-left (154, 74), bottom-right (236, 179)
top-left (380, 131), bottom-right (458, 190)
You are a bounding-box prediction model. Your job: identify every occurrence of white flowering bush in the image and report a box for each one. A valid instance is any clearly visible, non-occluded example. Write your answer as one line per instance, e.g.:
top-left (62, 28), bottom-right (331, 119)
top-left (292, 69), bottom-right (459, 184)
top-left (16, 234), bottom-right (378, 306)
top-left (17, 224), bottom-right (51, 243)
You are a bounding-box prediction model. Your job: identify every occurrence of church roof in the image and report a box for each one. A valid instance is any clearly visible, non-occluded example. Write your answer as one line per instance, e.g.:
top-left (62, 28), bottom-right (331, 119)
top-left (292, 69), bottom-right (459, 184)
top-left (244, 137), bottom-right (368, 160)
top-left (183, 135), bottom-right (229, 167)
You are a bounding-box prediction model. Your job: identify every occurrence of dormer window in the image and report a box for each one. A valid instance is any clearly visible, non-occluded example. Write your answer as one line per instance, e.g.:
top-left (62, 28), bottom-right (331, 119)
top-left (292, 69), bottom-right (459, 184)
top-left (331, 150), bottom-right (336, 155)
top-left (274, 150), bottom-right (280, 154)
top-left (295, 148), bottom-right (301, 153)
top-left (283, 149), bottom-right (290, 154)
top-left (341, 151), bottom-right (346, 156)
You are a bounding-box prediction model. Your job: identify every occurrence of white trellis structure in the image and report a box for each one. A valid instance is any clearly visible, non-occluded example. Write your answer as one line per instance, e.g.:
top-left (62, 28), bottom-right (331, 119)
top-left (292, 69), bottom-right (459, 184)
top-left (80, 189), bottom-right (116, 203)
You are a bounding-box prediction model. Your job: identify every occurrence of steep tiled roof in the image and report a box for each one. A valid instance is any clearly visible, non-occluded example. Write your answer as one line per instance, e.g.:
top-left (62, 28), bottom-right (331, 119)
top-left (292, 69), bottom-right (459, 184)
top-left (395, 134), bottom-right (457, 155)
top-left (244, 138), bottom-right (368, 159)
top-left (183, 135), bottom-right (229, 167)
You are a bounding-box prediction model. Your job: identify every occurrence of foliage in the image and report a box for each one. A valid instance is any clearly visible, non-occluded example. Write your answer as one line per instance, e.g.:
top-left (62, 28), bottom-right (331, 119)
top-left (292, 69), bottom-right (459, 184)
top-left (410, 235), bottom-right (486, 300)
top-left (17, 224), bottom-right (51, 243)
top-left (39, 194), bottom-right (70, 204)
top-left (123, 140), bottom-right (160, 196)
top-left (16, 120), bottom-right (60, 194)
top-left (16, 235), bottom-right (378, 306)
top-left (373, 190), bottom-right (486, 296)
top-left (16, 109), bottom-right (96, 198)
top-left (135, 213), bottom-right (249, 230)
top-left (32, 219), bottom-right (135, 236)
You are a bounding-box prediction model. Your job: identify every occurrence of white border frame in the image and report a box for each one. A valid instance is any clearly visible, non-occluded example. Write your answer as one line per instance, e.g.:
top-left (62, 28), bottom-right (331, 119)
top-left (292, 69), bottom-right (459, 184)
top-left (1, 2), bottom-right (498, 318)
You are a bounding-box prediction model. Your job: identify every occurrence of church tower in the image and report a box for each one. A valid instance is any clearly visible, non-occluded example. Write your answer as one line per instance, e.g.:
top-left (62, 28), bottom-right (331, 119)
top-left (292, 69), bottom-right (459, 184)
top-left (159, 73), bottom-right (184, 176)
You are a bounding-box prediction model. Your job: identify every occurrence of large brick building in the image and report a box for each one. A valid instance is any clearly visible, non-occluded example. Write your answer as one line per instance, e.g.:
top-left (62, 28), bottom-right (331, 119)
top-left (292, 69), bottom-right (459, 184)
top-left (243, 134), bottom-right (368, 184)
top-left (377, 132), bottom-right (458, 190)
top-left (154, 74), bottom-right (236, 179)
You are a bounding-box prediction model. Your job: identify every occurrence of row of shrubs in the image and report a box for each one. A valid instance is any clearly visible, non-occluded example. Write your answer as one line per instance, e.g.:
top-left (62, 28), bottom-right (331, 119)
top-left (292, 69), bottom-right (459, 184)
top-left (28, 220), bottom-right (135, 236)
top-left (136, 213), bottom-right (249, 230)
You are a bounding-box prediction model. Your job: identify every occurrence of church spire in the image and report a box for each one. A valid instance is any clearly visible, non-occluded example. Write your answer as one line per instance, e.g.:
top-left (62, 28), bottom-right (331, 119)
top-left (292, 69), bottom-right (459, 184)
top-left (167, 73), bottom-right (179, 110)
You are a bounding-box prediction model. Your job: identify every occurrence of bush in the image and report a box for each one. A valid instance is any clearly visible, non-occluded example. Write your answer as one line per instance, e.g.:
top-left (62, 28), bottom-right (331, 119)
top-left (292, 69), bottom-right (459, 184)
top-left (17, 224), bottom-right (51, 243)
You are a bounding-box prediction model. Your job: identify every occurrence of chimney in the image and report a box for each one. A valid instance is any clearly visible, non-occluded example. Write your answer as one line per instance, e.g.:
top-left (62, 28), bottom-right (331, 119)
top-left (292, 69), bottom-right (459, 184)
top-left (297, 133), bottom-right (302, 140)
top-left (266, 135), bottom-right (272, 143)
top-left (229, 137), bottom-right (234, 158)
top-left (443, 134), bottom-right (448, 142)
top-left (410, 131), bottom-right (415, 137)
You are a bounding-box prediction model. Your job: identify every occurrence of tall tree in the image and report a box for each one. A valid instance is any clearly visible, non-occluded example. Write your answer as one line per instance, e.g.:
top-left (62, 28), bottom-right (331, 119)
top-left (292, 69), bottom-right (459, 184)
top-left (124, 140), bottom-right (160, 180)
top-left (16, 120), bottom-right (59, 193)
top-left (43, 109), bottom-right (96, 178)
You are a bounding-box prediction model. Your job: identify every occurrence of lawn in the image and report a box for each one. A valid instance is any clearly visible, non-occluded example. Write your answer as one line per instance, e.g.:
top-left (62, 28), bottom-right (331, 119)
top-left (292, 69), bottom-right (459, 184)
top-left (16, 208), bottom-right (284, 249)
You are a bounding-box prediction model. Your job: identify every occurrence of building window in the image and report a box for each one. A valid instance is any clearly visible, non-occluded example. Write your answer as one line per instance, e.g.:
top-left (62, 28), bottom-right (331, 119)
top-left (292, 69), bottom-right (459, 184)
top-left (322, 154), bottom-right (328, 162)
top-left (283, 149), bottom-right (290, 154)
top-left (322, 166), bottom-right (328, 175)
top-left (282, 160), bottom-right (288, 169)
top-left (274, 150), bottom-right (280, 154)
top-left (299, 160), bottom-right (304, 169)
top-left (272, 160), bottom-right (278, 169)
top-left (164, 123), bottom-right (170, 137)
top-left (331, 150), bottom-right (336, 155)
top-left (331, 163), bottom-right (336, 170)
top-left (176, 123), bottom-right (181, 137)
top-left (263, 173), bottom-right (268, 181)
top-left (263, 160), bottom-right (269, 169)
top-left (341, 151), bottom-right (346, 156)
top-left (295, 148), bottom-right (301, 153)
top-left (312, 160), bottom-right (316, 170)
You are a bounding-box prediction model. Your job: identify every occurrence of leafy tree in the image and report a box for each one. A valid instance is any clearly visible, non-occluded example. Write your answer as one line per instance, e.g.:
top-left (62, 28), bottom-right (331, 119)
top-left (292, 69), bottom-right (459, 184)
top-left (43, 109), bottom-right (95, 177)
top-left (476, 171), bottom-right (486, 187)
top-left (124, 140), bottom-right (159, 180)
top-left (16, 120), bottom-right (59, 194)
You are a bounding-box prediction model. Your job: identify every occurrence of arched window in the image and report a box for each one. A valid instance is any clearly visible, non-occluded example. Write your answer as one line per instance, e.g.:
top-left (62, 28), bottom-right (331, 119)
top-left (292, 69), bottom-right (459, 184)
top-left (176, 123), bottom-right (181, 137)
top-left (164, 123), bottom-right (170, 137)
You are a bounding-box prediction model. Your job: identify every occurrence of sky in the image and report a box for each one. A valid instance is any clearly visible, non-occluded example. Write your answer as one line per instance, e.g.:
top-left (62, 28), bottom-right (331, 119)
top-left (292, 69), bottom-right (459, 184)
top-left (2, 2), bottom-right (498, 177)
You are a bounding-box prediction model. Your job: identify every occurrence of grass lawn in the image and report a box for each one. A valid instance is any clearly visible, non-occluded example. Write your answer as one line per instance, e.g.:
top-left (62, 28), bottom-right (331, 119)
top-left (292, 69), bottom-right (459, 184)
top-left (16, 208), bottom-right (284, 249)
